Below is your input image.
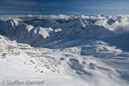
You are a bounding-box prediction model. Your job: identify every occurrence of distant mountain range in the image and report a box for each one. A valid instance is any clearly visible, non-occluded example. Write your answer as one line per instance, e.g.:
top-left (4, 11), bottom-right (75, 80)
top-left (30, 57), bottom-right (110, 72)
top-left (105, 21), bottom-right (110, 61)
top-left (0, 15), bottom-right (129, 86)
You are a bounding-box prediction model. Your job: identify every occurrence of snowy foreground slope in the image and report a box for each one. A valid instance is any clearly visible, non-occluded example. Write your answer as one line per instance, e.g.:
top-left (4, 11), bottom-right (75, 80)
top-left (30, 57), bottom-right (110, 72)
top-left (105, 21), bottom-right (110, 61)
top-left (0, 15), bottom-right (129, 86)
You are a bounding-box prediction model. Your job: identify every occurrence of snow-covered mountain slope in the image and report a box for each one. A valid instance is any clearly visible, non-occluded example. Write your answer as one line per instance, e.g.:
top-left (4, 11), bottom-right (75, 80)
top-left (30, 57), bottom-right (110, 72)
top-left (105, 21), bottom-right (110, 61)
top-left (95, 15), bottom-right (129, 34)
top-left (1, 34), bottom-right (129, 86)
top-left (39, 40), bottom-right (129, 86)
top-left (0, 35), bottom-right (73, 86)
top-left (0, 35), bottom-right (59, 73)
top-left (39, 19), bottom-right (86, 29)
top-left (0, 19), bottom-right (53, 44)
top-left (0, 17), bottom-right (115, 45)
top-left (0, 15), bottom-right (129, 86)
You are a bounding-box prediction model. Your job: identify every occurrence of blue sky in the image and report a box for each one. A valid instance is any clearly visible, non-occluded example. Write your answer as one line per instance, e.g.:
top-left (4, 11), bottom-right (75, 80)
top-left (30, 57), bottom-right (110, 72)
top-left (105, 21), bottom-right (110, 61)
top-left (0, 0), bottom-right (129, 15)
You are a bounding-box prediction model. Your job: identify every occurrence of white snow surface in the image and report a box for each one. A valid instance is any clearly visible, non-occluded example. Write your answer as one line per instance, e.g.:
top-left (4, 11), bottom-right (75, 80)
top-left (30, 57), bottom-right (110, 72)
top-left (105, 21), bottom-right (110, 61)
top-left (0, 15), bottom-right (129, 86)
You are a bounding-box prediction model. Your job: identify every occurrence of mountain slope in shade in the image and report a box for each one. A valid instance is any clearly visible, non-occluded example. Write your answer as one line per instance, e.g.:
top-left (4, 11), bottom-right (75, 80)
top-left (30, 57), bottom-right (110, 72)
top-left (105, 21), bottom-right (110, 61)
top-left (0, 19), bottom-right (53, 44)
top-left (0, 18), bottom-right (115, 46)
top-left (39, 19), bottom-right (86, 29)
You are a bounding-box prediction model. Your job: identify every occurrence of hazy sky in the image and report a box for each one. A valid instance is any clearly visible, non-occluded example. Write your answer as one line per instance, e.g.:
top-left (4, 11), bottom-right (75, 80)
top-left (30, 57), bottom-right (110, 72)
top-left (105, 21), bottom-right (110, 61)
top-left (0, 0), bottom-right (129, 15)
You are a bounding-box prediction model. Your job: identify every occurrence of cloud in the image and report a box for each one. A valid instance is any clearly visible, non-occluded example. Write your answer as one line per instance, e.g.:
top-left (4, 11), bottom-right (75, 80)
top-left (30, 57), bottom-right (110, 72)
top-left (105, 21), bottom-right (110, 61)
top-left (66, 12), bottom-right (82, 15)
top-left (0, 11), bottom-right (7, 13)
top-left (0, 10), bottom-right (17, 14)
top-left (3, 0), bottom-right (38, 6)
top-left (19, 11), bottom-right (41, 14)
top-left (0, 10), bottom-right (41, 15)
top-left (1, 0), bottom-right (60, 7)
top-left (77, 1), bottom-right (129, 10)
